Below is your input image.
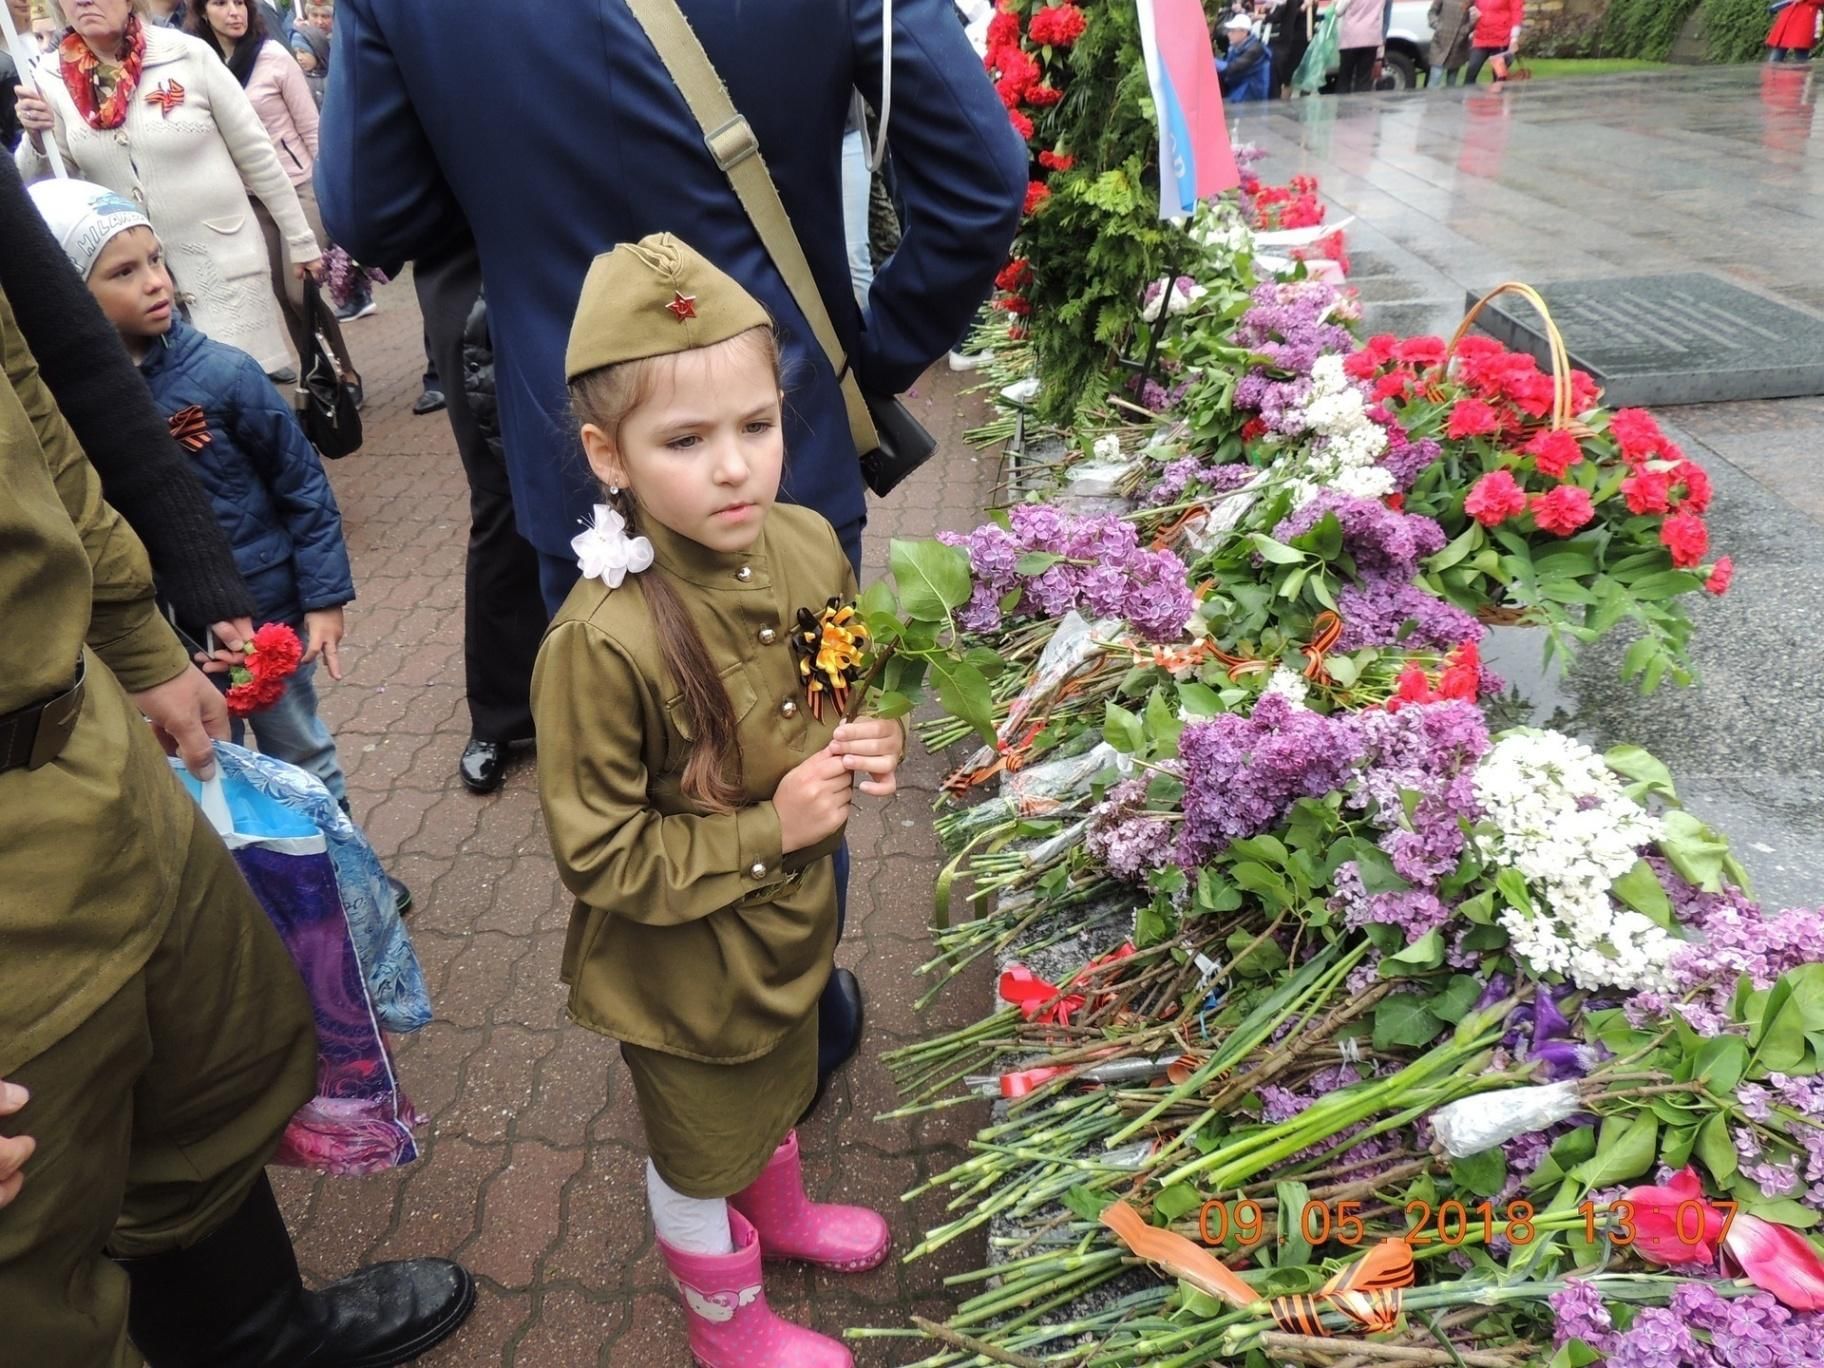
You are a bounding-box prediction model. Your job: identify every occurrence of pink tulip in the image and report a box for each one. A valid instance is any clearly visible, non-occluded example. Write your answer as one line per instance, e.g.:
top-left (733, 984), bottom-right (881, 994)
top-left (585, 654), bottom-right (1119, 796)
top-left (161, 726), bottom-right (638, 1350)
top-left (1723, 1213), bottom-right (1824, 1312)
top-left (1620, 1167), bottom-right (1725, 1267)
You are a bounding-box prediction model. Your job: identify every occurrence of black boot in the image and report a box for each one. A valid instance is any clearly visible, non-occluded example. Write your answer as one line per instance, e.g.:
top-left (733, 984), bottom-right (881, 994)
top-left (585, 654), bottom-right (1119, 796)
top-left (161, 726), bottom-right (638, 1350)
top-left (122, 1173), bottom-right (475, 1368)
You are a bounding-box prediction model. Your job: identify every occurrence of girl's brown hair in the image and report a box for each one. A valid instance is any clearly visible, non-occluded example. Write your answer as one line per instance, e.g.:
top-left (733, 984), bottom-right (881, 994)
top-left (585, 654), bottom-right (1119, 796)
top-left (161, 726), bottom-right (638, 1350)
top-left (568, 326), bottom-right (781, 814)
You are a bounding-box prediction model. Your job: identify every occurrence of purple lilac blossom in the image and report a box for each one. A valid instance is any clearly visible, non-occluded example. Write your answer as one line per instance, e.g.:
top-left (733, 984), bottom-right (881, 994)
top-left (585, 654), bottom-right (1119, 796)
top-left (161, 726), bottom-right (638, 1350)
top-left (1084, 779), bottom-right (1177, 883)
top-left (1275, 490), bottom-right (1446, 578)
top-left (1176, 694), bottom-right (1363, 865)
top-left (1334, 574), bottom-right (1484, 653)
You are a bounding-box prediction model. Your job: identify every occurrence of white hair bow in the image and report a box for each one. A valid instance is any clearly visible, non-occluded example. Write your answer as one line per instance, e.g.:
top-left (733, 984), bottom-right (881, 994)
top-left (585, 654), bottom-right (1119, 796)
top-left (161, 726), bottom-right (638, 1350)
top-left (571, 504), bottom-right (654, 589)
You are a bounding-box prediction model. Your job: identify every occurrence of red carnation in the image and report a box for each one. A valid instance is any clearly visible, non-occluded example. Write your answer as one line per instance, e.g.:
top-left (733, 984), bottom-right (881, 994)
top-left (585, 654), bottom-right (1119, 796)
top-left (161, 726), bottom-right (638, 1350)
top-left (1569, 370), bottom-right (1601, 414)
top-left (1438, 640), bottom-right (1481, 701)
top-left (1023, 180), bottom-right (1052, 215)
top-left (1465, 470), bottom-right (1527, 527)
top-left (1660, 510), bottom-right (1709, 568)
top-left (1386, 662), bottom-right (1433, 712)
top-left (1240, 416), bottom-right (1268, 442)
top-left (1531, 484), bottom-right (1596, 537)
top-left (999, 295), bottom-right (1032, 316)
top-left (1360, 334), bottom-right (1399, 365)
top-left (1523, 429), bottom-right (1583, 480)
top-left (1705, 555), bottom-right (1734, 597)
top-left (1447, 398), bottom-right (1501, 440)
top-left (996, 258), bottom-right (1033, 292)
top-left (986, 6), bottom-right (1021, 49)
top-left (1622, 468), bottom-right (1674, 517)
top-left (1394, 336), bottom-right (1446, 367)
top-left (1344, 349), bottom-right (1381, 381)
top-left (1608, 407), bottom-right (1665, 461)
top-left (1384, 492), bottom-right (1406, 512)
top-left (994, 75), bottom-right (1025, 109)
top-left (1025, 83), bottom-right (1064, 107)
top-left (1009, 108), bottom-right (1034, 140)
top-left (1372, 372), bottom-right (1410, 403)
top-left (1037, 148), bottom-right (1074, 171)
top-left (1674, 460), bottom-right (1713, 514)
top-left (250, 622), bottom-right (303, 674)
top-left (1026, 3), bottom-right (1087, 47)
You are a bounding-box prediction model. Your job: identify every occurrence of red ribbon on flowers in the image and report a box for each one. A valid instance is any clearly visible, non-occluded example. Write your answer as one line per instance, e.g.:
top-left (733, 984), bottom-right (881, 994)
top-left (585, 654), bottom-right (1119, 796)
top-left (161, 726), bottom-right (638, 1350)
top-left (167, 404), bottom-right (210, 452)
top-left (997, 942), bottom-right (1138, 1026)
top-left (1302, 611), bottom-right (1344, 685)
top-left (1150, 503), bottom-right (1209, 550)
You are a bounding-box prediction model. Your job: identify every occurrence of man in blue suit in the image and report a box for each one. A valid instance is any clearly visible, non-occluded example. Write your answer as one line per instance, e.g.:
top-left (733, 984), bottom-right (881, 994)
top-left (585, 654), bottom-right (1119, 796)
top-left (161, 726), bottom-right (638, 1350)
top-left (316, 0), bottom-right (1025, 1105)
top-left (316, 0), bottom-right (1024, 600)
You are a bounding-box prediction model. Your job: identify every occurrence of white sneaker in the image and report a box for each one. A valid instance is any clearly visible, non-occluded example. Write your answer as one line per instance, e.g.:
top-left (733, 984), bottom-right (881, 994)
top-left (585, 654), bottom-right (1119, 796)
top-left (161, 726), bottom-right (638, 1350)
top-left (948, 348), bottom-right (992, 372)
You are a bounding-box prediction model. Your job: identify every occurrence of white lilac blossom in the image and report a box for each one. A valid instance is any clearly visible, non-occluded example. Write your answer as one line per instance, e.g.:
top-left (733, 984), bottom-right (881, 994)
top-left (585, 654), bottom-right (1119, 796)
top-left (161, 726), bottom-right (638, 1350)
top-left (1474, 730), bottom-right (1675, 992)
top-left (1283, 354), bottom-right (1394, 508)
top-left (1262, 666), bottom-right (1309, 709)
top-left (1092, 433), bottom-right (1123, 461)
top-left (1140, 275), bottom-right (1205, 323)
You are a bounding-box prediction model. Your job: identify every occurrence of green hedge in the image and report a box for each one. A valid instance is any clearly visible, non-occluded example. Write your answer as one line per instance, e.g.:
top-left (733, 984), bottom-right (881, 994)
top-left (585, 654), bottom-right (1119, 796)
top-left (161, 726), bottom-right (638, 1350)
top-left (1594, 0), bottom-right (1799, 61)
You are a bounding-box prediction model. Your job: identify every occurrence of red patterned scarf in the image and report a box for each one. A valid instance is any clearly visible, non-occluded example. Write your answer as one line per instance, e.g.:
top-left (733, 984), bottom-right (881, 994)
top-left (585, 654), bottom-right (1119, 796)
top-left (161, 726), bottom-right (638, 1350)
top-left (58, 14), bottom-right (147, 131)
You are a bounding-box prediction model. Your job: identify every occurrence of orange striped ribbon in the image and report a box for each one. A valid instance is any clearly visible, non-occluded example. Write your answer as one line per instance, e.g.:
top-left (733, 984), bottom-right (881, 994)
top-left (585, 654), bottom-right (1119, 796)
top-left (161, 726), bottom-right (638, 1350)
top-left (1269, 1237), bottom-right (1414, 1337)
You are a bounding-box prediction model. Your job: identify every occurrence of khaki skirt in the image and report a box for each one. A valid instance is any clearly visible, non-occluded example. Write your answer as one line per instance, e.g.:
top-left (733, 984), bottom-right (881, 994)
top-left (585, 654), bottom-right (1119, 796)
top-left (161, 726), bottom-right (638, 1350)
top-left (622, 1007), bottom-right (819, 1199)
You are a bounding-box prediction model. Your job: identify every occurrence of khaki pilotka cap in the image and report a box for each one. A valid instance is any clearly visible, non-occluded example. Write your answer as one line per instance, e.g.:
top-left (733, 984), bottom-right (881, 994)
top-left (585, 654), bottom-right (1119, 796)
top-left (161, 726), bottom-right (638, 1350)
top-left (564, 233), bottom-right (772, 381)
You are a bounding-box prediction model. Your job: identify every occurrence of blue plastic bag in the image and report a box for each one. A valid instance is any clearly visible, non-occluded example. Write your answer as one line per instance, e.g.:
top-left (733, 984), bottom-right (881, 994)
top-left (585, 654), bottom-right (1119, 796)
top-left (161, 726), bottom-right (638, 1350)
top-left (174, 743), bottom-right (431, 1173)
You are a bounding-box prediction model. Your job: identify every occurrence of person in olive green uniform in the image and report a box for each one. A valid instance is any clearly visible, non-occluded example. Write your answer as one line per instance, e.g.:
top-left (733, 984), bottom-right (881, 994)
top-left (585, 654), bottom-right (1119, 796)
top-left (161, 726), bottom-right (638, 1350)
top-left (533, 236), bottom-right (903, 1368)
top-left (0, 281), bottom-right (474, 1366)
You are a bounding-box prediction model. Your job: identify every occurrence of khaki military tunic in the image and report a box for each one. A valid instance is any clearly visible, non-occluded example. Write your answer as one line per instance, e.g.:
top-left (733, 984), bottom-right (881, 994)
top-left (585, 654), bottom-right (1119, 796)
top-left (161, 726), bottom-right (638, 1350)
top-left (0, 287), bottom-right (314, 1366)
top-left (533, 504), bottom-right (854, 1196)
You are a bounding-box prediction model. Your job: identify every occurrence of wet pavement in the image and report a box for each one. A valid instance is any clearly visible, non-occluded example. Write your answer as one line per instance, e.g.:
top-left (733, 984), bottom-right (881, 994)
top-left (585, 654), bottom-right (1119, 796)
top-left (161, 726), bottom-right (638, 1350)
top-left (262, 287), bottom-right (997, 1366)
top-left (1239, 68), bottom-right (1824, 909)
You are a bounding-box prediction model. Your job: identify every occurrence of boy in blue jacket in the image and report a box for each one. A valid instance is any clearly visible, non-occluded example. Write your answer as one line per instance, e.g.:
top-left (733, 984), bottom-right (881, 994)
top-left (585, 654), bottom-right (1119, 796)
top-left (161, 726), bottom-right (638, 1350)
top-left (32, 179), bottom-right (412, 912)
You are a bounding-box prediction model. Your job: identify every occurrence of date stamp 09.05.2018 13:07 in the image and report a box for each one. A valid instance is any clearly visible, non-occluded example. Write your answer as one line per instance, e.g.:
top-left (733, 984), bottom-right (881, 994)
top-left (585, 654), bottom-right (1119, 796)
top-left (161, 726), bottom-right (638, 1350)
top-left (1195, 1196), bottom-right (1740, 1251)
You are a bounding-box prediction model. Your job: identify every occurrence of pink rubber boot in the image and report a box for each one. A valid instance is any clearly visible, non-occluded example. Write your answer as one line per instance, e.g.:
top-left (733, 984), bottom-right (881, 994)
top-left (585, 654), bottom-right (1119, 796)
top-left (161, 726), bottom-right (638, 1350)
top-left (730, 1131), bottom-right (891, 1272)
top-left (658, 1208), bottom-right (852, 1368)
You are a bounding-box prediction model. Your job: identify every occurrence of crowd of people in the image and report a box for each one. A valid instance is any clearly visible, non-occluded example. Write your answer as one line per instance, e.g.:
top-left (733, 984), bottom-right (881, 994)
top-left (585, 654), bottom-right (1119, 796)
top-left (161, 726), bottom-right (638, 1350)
top-left (0, 0), bottom-right (1023, 1364)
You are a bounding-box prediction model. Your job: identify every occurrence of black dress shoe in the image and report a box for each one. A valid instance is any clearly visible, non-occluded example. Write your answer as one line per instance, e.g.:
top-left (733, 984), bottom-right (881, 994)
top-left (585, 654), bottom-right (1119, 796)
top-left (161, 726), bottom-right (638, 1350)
top-left (388, 876), bottom-right (414, 918)
top-left (123, 1173), bottom-right (477, 1368)
top-left (459, 737), bottom-right (507, 794)
top-left (411, 388), bottom-right (446, 416)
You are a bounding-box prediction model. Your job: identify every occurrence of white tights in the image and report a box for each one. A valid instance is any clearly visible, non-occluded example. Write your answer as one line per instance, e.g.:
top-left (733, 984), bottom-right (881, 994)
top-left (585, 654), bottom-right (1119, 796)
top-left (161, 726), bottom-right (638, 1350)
top-left (646, 1159), bottom-right (734, 1255)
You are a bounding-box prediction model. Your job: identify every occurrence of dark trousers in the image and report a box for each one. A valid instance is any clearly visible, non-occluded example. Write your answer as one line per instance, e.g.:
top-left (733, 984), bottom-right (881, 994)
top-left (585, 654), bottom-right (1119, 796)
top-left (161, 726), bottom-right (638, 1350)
top-left (416, 246), bottom-right (544, 744)
top-left (1463, 45), bottom-right (1508, 83)
top-left (1336, 45), bottom-right (1378, 93)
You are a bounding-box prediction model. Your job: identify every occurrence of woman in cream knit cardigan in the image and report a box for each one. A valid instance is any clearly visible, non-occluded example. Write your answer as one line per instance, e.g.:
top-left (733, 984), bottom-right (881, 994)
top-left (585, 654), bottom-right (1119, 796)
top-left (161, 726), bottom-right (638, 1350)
top-left (15, 0), bottom-right (321, 375)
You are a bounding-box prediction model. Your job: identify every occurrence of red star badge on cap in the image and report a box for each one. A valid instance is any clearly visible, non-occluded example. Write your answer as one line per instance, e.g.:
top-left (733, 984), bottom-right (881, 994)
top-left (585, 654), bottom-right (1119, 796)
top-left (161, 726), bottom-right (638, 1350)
top-left (666, 291), bottom-right (698, 322)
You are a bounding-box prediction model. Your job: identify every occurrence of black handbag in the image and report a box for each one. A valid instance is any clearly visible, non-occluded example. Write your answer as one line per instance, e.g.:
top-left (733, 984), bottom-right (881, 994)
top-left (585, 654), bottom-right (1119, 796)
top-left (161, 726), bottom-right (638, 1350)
top-left (297, 285), bottom-right (363, 460)
top-left (859, 392), bottom-right (938, 497)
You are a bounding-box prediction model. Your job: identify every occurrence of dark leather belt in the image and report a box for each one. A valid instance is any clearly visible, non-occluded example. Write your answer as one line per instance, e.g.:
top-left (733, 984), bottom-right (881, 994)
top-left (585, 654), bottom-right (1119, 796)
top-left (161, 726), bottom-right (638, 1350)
top-left (0, 657), bottom-right (86, 774)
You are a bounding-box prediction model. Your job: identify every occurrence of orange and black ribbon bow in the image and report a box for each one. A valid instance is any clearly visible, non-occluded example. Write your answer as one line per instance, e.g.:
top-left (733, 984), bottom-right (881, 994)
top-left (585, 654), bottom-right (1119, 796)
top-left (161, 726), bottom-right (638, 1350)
top-left (1301, 610), bottom-right (1344, 686)
top-left (1269, 1237), bottom-right (1414, 1337)
top-left (167, 404), bottom-right (211, 452)
top-left (790, 598), bottom-right (869, 722)
top-left (146, 80), bottom-right (185, 117)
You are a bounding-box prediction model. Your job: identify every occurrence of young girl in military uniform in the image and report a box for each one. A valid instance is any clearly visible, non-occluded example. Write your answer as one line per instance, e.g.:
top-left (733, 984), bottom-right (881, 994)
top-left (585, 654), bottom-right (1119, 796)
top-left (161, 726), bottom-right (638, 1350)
top-left (532, 234), bottom-right (902, 1368)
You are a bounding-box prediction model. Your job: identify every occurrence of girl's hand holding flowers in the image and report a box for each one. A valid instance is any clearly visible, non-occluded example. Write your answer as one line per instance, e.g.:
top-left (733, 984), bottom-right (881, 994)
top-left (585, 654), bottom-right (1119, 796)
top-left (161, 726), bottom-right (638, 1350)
top-left (832, 720), bottom-right (905, 798)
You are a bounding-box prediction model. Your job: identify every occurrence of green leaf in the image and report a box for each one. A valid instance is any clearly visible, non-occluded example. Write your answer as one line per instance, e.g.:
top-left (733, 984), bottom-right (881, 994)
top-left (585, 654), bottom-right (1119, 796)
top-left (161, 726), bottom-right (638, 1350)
top-left (1742, 1196), bottom-right (1822, 1229)
top-left (1692, 1035), bottom-right (1750, 1095)
top-left (1612, 859), bottom-right (1676, 929)
top-left (1374, 994), bottom-right (1444, 1051)
top-left (1659, 810), bottom-right (1737, 894)
top-left (1606, 744), bottom-right (1676, 798)
top-left (1429, 974), bottom-right (1485, 1025)
top-left (1276, 1180), bottom-right (1313, 1266)
top-left (1351, 839), bottom-right (1412, 895)
top-left (1451, 1147), bottom-right (1508, 1199)
top-left (1696, 1113), bottom-right (1737, 1185)
top-left (1061, 1185), bottom-right (1117, 1222)
top-left (1378, 929), bottom-right (1446, 978)
top-left (1428, 523), bottom-right (1483, 574)
top-left (1145, 688), bottom-right (1184, 749)
top-left (1660, 1123), bottom-right (1697, 1170)
top-left (1154, 1183), bottom-right (1203, 1223)
top-left (964, 646), bottom-right (1009, 678)
top-left (868, 689), bottom-right (913, 721)
top-left (1550, 1340), bottom-right (1606, 1368)
top-left (1015, 551), bottom-right (1064, 576)
top-left (929, 657), bottom-right (997, 745)
top-left (1226, 926), bottom-right (1288, 977)
top-left (1247, 532), bottom-right (1306, 565)
top-left (1231, 861), bottom-right (1291, 907)
top-left (1177, 682), bottom-right (1225, 718)
top-left (856, 578), bottom-right (896, 621)
top-left (1104, 701), bottom-right (1145, 755)
top-left (1571, 1112), bottom-right (1658, 1190)
top-left (888, 539), bottom-right (973, 621)
top-left (1495, 867), bottom-right (1535, 915)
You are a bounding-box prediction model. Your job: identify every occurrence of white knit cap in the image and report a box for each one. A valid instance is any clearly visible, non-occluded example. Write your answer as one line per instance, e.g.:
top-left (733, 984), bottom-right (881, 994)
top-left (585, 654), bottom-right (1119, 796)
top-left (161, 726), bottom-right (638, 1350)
top-left (27, 178), bottom-right (155, 280)
top-left (1224, 14), bottom-right (1253, 34)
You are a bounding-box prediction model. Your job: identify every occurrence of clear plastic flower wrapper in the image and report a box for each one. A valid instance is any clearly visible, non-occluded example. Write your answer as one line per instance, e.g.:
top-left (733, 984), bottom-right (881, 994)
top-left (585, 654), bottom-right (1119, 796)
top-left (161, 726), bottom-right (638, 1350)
top-left (935, 739), bottom-right (1124, 855)
top-left (1427, 1081), bottom-right (1583, 1158)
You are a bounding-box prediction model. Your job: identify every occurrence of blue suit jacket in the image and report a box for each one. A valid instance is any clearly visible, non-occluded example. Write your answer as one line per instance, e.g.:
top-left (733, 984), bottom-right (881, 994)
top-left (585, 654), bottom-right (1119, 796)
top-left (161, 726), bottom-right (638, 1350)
top-left (316, 0), bottom-right (1025, 559)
